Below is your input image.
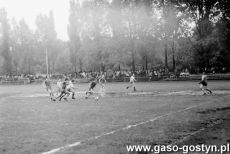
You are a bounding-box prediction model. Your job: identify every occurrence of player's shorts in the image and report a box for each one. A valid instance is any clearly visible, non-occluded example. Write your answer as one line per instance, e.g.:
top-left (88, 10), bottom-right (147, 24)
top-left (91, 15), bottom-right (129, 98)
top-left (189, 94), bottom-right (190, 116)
top-left (199, 82), bottom-right (207, 89)
top-left (99, 79), bottom-right (106, 83)
top-left (67, 88), bottom-right (74, 93)
top-left (60, 89), bottom-right (69, 95)
top-left (200, 80), bottom-right (207, 86)
top-left (130, 81), bottom-right (135, 86)
top-left (90, 82), bottom-right (96, 89)
top-left (200, 84), bottom-right (204, 89)
top-left (57, 87), bottom-right (62, 93)
top-left (46, 86), bottom-right (52, 93)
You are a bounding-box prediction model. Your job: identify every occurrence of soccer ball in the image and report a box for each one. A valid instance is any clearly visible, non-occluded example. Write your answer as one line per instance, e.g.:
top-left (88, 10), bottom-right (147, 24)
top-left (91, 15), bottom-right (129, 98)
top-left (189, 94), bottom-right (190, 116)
top-left (95, 96), bottom-right (99, 101)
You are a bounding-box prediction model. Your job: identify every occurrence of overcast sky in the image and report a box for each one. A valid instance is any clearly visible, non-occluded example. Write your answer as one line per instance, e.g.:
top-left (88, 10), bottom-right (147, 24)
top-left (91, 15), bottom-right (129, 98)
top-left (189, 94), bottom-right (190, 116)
top-left (0, 0), bottom-right (82, 41)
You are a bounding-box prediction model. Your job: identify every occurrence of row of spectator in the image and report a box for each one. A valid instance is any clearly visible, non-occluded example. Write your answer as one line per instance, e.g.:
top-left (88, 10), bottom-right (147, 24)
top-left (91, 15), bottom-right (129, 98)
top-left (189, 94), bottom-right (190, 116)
top-left (0, 68), bottom-right (189, 82)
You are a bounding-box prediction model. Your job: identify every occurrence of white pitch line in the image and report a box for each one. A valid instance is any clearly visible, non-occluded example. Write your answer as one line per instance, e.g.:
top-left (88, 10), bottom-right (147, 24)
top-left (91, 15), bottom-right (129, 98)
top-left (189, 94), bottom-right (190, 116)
top-left (9, 90), bottom-right (230, 99)
top-left (41, 98), bottom-right (222, 154)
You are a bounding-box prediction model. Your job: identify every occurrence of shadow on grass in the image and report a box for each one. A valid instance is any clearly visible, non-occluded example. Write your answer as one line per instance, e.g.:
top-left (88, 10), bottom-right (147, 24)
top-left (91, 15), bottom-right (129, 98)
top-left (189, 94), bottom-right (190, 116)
top-left (197, 107), bottom-right (230, 114)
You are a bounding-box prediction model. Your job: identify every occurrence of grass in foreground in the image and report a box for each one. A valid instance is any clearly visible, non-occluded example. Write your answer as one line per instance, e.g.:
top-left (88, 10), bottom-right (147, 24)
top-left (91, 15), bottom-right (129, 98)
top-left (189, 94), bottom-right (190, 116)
top-left (0, 81), bottom-right (230, 154)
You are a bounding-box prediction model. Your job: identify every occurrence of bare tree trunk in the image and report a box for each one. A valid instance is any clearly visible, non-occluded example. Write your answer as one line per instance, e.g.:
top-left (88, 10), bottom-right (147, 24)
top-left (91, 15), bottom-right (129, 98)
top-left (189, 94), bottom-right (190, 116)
top-left (132, 51), bottom-right (135, 72)
top-left (15, 65), bottom-right (18, 75)
top-left (73, 54), bottom-right (77, 73)
top-left (79, 58), bottom-right (82, 72)
top-left (165, 43), bottom-right (168, 69)
top-left (28, 58), bottom-right (31, 74)
top-left (172, 39), bottom-right (175, 73)
top-left (74, 61), bottom-right (77, 73)
top-left (145, 55), bottom-right (148, 71)
top-left (130, 40), bottom-right (135, 72)
top-left (162, 0), bottom-right (168, 69)
top-left (101, 62), bottom-right (105, 72)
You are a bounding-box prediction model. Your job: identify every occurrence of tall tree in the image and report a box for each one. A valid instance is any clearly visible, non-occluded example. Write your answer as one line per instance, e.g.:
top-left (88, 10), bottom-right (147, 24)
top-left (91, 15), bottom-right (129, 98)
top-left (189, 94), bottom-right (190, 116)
top-left (0, 8), bottom-right (12, 75)
top-left (35, 11), bottom-right (57, 74)
top-left (11, 18), bottom-right (36, 74)
top-left (68, 0), bottom-right (82, 73)
top-left (172, 0), bottom-right (223, 71)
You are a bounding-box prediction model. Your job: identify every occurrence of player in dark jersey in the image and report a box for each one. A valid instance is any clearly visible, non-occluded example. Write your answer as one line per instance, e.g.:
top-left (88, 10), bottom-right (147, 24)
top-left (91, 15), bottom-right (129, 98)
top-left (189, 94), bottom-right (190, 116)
top-left (53, 79), bottom-right (70, 101)
top-left (85, 79), bottom-right (97, 99)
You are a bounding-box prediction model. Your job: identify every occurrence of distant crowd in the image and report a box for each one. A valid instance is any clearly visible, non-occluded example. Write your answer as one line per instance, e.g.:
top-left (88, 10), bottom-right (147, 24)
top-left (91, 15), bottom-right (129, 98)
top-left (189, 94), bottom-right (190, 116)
top-left (0, 69), bottom-right (170, 82)
top-left (0, 68), bottom-right (190, 82)
top-left (1, 67), bottom-right (227, 83)
top-left (77, 68), bottom-right (172, 79)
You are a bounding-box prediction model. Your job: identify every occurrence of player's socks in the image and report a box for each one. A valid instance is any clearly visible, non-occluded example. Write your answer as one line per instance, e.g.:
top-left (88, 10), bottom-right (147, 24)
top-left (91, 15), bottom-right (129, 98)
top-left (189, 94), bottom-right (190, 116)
top-left (72, 93), bottom-right (75, 99)
top-left (72, 93), bottom-right (76, 99)
top-left (207, 89), bottom-right (212, 94)
top-left (59, 96), bottom-right (63, 101)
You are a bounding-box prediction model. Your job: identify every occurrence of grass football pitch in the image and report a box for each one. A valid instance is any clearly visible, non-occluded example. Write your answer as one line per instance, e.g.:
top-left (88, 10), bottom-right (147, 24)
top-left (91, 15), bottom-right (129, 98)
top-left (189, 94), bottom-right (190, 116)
top-left (1, 81), bottom-right (230, 154)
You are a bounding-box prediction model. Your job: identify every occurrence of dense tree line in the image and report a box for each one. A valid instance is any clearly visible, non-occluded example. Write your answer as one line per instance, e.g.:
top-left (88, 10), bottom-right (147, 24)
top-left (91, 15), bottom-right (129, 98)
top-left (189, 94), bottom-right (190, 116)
top-left (0, 0), bottom-right (230, 75)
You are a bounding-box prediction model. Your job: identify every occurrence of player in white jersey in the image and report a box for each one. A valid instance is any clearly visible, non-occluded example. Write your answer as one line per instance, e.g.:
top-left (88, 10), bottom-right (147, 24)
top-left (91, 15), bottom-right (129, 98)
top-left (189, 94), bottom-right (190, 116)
top-left (66, 79), bottom-right (76, 99)
top-left (199, 72), bottom-right (212, 95)
top-left (99, 73), bottom-right (106, 89)
top-left (98, 73), bottom-right (106, 97)
top-left (56, 79), bottom-right (63, 95)
top-left (126, 73), bottom-right (136, 91)
top-left (43, 76), bottom-right (54, 101)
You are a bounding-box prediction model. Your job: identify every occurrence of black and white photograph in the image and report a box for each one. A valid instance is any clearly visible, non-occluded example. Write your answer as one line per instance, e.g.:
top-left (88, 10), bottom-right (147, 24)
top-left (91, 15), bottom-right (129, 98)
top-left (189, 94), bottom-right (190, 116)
top-left (0, 0), bottom-right (230, 153)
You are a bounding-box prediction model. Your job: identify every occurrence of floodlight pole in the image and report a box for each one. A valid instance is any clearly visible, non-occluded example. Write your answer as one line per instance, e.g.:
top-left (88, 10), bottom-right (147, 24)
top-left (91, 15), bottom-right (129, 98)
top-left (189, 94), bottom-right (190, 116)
top-left (46, 47), bottom-right (49, 76)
